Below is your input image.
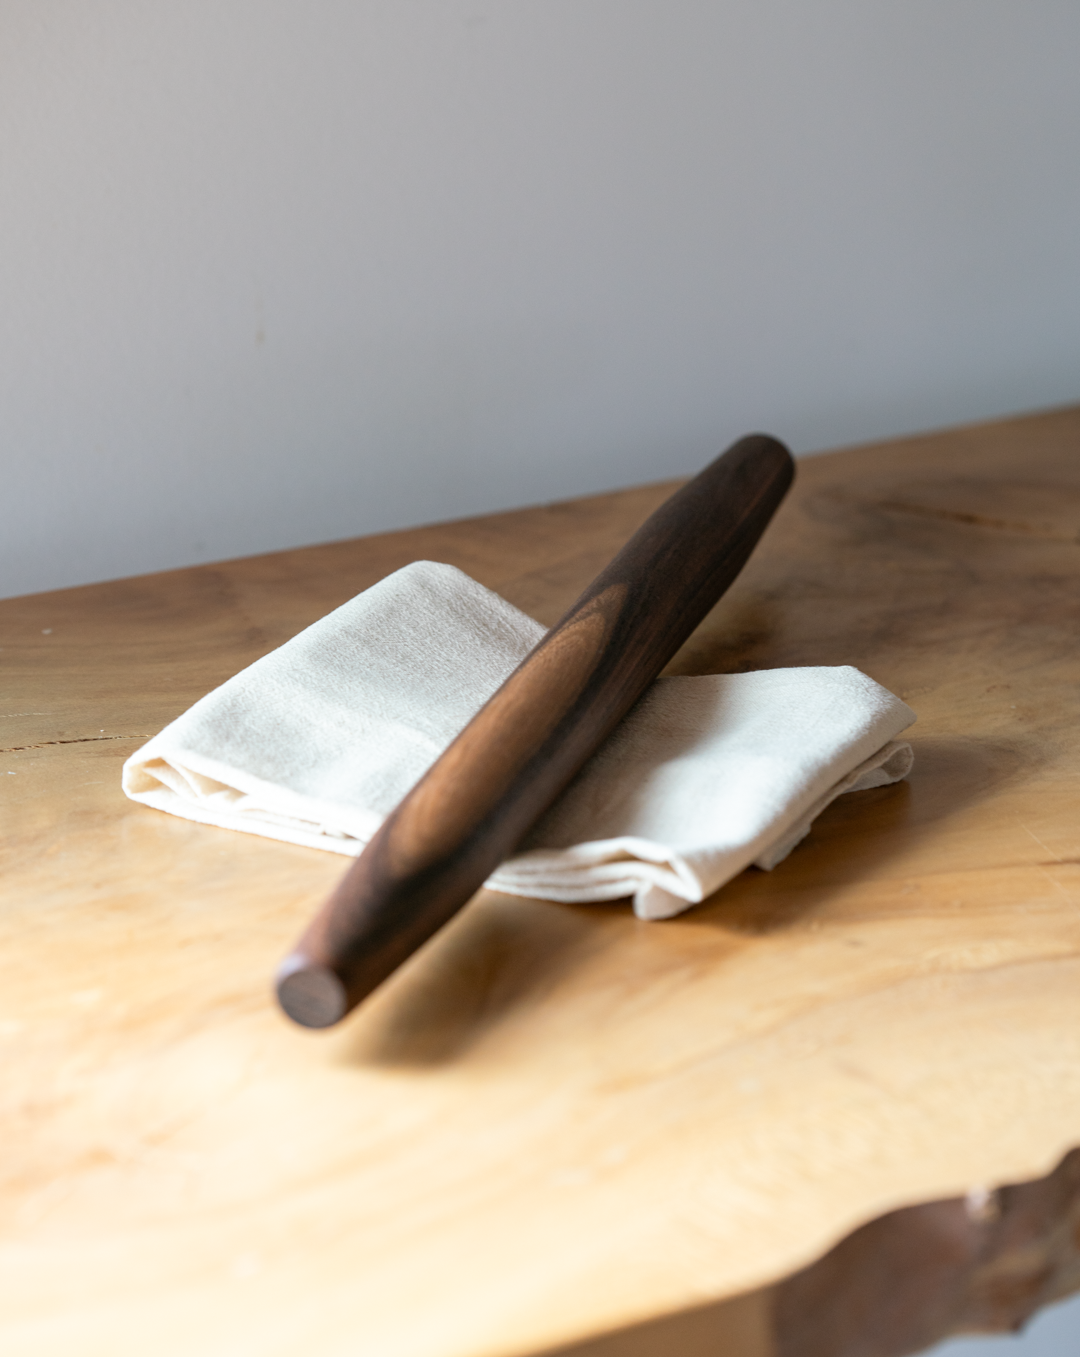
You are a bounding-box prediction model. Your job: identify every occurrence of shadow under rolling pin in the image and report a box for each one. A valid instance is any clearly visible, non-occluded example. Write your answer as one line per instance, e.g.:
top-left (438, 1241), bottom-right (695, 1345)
top-left (276, 434), bottom-right (795, 1028)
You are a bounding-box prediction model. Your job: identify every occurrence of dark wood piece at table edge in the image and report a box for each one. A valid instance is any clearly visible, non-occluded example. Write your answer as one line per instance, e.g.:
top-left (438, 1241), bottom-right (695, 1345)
top-left (276, 434), bottom-right (795, 1027)
top-left (773, 1146), bottom-right (1080, 1356)
top-left (544, 1148), bottom-right (1080, 1357)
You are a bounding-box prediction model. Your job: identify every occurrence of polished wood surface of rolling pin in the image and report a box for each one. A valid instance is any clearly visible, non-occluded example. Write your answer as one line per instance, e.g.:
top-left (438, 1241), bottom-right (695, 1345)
top-left (278, 434), bottom-right (794, 1027)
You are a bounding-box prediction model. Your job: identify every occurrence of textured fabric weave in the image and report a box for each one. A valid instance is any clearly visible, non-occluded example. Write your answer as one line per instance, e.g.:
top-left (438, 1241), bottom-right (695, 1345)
top-left (123, 561), bottom-right (915, 918)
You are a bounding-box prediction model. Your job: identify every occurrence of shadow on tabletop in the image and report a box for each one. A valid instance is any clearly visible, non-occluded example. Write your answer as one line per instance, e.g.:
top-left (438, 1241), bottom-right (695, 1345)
top-left (334, 731), bottom-right (1034, 1067)
top-left (690, 732), bottom-right (1032, 936)
top-left (333, 890), bottom-right (609, 1068)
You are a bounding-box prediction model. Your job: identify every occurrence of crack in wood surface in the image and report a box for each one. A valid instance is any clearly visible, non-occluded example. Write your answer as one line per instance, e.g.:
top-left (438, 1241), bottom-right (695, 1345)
top-left (878, 498), bottom-right (1079, 540)
top-left (2, 734), bottom-right (149, 753)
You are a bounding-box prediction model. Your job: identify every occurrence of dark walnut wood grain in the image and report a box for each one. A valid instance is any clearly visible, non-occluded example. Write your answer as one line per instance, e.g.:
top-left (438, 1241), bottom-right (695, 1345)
top-left (276, 434), bottom-right (795, 1027)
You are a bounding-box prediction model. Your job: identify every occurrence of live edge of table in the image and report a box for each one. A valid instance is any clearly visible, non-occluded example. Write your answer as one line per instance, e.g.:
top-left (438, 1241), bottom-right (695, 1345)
top-left (3, 406), bottom-right (1079, 1357)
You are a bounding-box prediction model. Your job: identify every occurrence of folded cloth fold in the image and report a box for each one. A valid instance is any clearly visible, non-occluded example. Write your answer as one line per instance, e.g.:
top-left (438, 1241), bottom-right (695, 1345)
top-left (122, 561), bottom-right (915, 920)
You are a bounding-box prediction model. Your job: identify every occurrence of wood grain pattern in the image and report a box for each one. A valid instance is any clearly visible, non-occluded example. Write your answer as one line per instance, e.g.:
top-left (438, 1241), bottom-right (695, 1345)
top-left (279, 435), bottom-right (794, 1026)
top-left (2, 406), bottom-right (1079, 1357)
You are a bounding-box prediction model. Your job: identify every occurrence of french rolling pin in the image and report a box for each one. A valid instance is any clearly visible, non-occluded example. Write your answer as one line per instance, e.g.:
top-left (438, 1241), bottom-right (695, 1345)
top-left (276, 434), bottom-right (794, 1028)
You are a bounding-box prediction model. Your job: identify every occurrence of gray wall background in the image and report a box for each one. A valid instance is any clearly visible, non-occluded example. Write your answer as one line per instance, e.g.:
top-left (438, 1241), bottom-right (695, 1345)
top-left (2, 0), bottom-right (1078, 600)
top-left (929, 1292), bottom-right (1080, 1356)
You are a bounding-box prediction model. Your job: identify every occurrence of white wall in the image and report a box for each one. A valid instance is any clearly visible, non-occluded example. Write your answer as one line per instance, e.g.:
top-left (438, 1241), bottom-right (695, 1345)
top-left (926, 1291), bottom-right (1080, 1355)
top-left (2, 0), bottom-right (1079, 599)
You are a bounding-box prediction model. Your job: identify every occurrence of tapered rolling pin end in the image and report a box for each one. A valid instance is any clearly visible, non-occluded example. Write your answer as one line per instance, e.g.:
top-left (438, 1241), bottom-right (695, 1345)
top-left (276, 954), bottom-right (348, 1029)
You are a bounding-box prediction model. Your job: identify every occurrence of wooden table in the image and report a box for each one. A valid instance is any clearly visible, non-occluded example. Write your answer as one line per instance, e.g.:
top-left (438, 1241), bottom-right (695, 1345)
top-left (3, 407), bottom-right (1080, 1357)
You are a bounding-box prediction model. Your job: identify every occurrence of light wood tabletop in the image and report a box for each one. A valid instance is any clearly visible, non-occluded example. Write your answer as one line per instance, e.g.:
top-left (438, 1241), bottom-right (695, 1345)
top-left (3, 406), bottom-right (1079, 1357)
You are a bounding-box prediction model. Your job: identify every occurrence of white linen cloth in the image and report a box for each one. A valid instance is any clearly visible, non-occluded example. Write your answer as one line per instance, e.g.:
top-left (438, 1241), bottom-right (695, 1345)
top-left (122, 561), bottom-right (915, 920)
